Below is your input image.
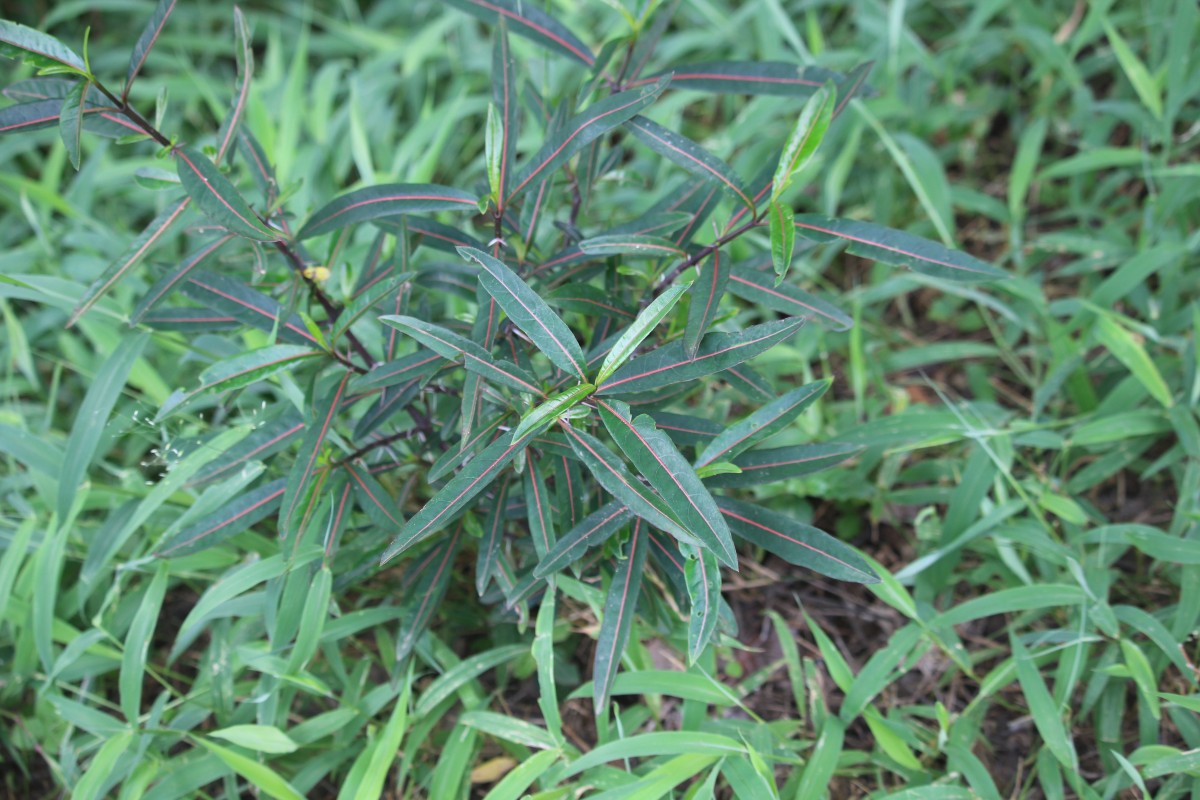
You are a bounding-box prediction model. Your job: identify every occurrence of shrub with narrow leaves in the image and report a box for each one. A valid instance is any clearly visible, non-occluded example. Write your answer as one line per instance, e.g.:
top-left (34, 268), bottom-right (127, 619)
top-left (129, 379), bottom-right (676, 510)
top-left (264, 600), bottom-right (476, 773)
top-left (0, 1), bottom-right (1003, 795)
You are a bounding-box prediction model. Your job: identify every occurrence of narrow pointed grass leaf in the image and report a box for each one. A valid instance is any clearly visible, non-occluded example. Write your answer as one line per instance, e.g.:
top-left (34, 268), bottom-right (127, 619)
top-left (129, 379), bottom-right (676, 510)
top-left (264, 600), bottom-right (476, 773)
top-left (728, 262), bottom-right (852, 330)
top-left (476, 481), bottom-right (510, 595)
top-left (717, 497), bottom-right (876, 583)
top-left (444, 0), bottom-right (594, 66)
top-left (174, 146), bottom-right (277, 241)
top-left (772, 82), bottom-right (835, 200)
top-left (512, 382), bottom-right (593, 441)
top-left (627, 115), bottom-right (753, 210)
top-left (506, 77), bottom-right (668, 203)
top-left (215, 7), bottom-right (251, 163)
top-left (415, 642), bottom-right (530, 716)
top-left (1093, 313), bottom-right (1173, 408)
top-left (70, 197), bottom-right (191, 325)
top-left (458, 247), bottom-right (587, 379)
top-left (125, 0), bottom-right (177, 93)
top-left (1102, 19), bottom-right (1162, 119)
top-left (697, 379), bottom-right (830, 467)
top-left (395, 529), bottom-right (463, 663)
top-left (120, 563), bottom-right (169, 723)
top-left (564, 731), bottom-right (742, 777)
top-left (793, 717), bottom-right (845, 798)
top-left (58, 79), bottom-right (88, 169)
top-left (339, 677), bottom-right (411, 800)
top-left (705, 442), bottom-right (860, 487)
top-left (298, 183), bottom-right (476, 239)
top-left (130, 234), bottom-right (233, 324)
top-left (0, 20), bottom-right (86, 73)
top-left (343, 461), bottom-right (405, 529)
top-left (183, 270), bottom-right (318, 345)
top-left (639, 61), bottom-right (844, 96)
top-left (593, 519), bottom-right (648, 713)
top-left (194, 739), bottom-right (305, 800)
top-left (768, 199), bottom-right (795, 283)
top-left (686, 546), bottom-right (721, 663)
top-left (1011, 634), bottom-right (1078, 769)
top-left (560, 423), bottom-right (697, 546)
top-left (381, 427), bottom-right (537, 564)
top-left (598, 399), bottom-right (737, 567)
top-left (210, 724), bottom-right (298, 755)
top-left (72, 731), bottom-right (134, 800)
top-left (578, 234), bottom-right (686, 259)
top-left (683, 250), bottom-right (730, 357)
top-left (280, 373), bottom-right (351, 538)
top-left (458, 710), bottom-right (557, 750)
top-left (479, 749), bottom-right (559, 800)
top-left (59, 332), bottom-right (148, 522)
top-left (597, 316), bottom-right (805, 395)
top-left (596, 281), bottom-right (689, 385)
top-left (156, 479), bottom-right (285, 557)
top-left (535, 501), bottom-right (632, 579)
top-left (793, 214), bottom-right (1004, 281)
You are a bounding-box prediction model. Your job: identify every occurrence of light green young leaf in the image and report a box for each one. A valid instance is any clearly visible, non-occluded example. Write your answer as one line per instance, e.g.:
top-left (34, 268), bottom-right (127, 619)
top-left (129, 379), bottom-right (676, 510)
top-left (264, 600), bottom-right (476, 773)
top-left (768, 199), bottom-right (795, 284)
top-left (210, 725), bottom-right (299, 754)
top-left (595, 280), bottom-right (690, 385)
top-left (772, 81), bottom-right (834, 200)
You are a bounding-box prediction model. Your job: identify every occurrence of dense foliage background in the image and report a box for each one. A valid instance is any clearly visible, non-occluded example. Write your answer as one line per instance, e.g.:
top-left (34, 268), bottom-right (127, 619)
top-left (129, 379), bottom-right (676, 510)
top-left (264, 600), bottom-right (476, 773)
top-left (1, 1), bottom-right (1198, 798)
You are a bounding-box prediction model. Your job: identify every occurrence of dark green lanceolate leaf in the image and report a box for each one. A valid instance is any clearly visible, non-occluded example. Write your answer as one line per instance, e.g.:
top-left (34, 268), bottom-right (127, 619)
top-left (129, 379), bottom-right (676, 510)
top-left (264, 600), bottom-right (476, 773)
top-left (214, 7), bottom-right (251, 163)
top-left (638, 61), bottom-right (844, 97)
top-left (683, 249), bottom-right (730, 358)
top-left (704, 442), bottom-right (860, 488)
top-left (297, 183), bottom-right (476, 240)
top-left (535, 501), bottom-right (633, 579)
top-left (444, 0), bottom-right (594, 66)
top-left (772, 82), bottom-right (835, 200)
top-left (182, 270), bottom-right (318, 346)
top-left (506, 78), bottom-right (669, 203)
top-left (595, 281), bottom-right (690, 385)
top-left (125, 0), bottom-right (177, 93)
top-left (343, 461), bottom-right (404, 529)
top-left (458, 247), bottom-right (587, 379)
top-left (58, 79), bottom-right (88, 169)
top-left (130, 234), bottom-right (234, 324)
top-left (58, 332), bottom-right (148, 522)
top-left (193, 344), bottom-right (325, 398)
top-left (768, 199), bottom-right (795, 283)
top-left (832, 61), bottom-right (874, 117)
top-left (728, 262), bottom-right (852, 330)
top-left (793, 214), bottom-right (1005, 282)
top-left (627, 115), bottom-right (753, 211)
top-left (188, 413), bottom-right (305, 487)
top-left (597, 316), bottom-right (806, 395)
top-left (280, 373), bottom-right (351, 538)
top-left (686, 546), bottom-right (721, 664)
top-left (380, 315), bottom-right (543, 396)
top-left (174, 147), bottom-right (278, 241)
top-left (0, 99), bottom-right (62, 134)
top-left (351, 350), bottom-right (443, 393)
top-left (697, 379), bottom-right (830, 467)
top-left (598, 400), bottom-right (737, 568)
top-left (398, 532), bottom-right (463, 662)
top-left (0, 19), bottom-right (86, 73)
top-left (546, 284), bottom-right (635, 319)
top-left (512, 382), bottom-right (594, 441)
top-left (70, 197), bottom-right (191, 326)
top-left (578, 234), bottom-right (685, 259)
top-left (120, 564), bottom-right (169, 724)
top-left (332, 272), bottom-right (412, 344)
top-left (650, 411), bottom-right (723, 447)
top-left (380, 427), bottom-right (538, 564)
top-left (594, 519), bottom-right (648, 712)
top-left (491, 21), bottom-right (518, 203)
top-left (524, 457), bottom-right (556, 558)
top-left (141, 308), bottom-right (238, 332)
top-left (156, 479), bottom-right (285, 557)
top-left (717, 497), bottom-right (876, 583)
top-left (476, 481), bottom-right (510, 595)
top-left (560, 423), bottom-right (697, 547)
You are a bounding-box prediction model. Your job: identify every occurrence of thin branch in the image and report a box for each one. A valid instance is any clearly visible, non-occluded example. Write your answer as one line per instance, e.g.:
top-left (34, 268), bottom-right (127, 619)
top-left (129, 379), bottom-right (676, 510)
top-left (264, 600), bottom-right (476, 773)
top-left (642, 216), bottom-right (763, 308)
